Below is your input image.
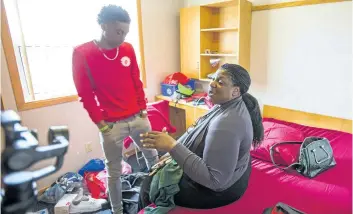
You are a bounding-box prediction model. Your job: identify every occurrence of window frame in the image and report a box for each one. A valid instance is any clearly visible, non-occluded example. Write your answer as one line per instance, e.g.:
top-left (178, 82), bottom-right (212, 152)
top-left (1, 0), bottom-right (147, 111)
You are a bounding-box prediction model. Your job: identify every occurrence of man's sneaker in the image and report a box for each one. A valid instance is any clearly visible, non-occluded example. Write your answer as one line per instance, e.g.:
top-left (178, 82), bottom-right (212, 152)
top-left (69, 196), bottom-right (107, 213)
top-left (72, 188), bottom-right (89, 205)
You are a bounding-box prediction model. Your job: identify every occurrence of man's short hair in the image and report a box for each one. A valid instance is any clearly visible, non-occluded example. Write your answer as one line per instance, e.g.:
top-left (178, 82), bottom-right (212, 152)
top-left (97, 5), bottom-right (131, 25)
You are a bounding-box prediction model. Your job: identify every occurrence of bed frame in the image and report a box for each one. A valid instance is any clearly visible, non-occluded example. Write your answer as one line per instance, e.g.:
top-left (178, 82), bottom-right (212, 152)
top-left (263, 105), bottom-right (352, 134)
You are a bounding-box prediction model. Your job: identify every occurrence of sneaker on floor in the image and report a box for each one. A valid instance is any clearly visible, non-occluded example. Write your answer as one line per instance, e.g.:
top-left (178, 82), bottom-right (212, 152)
top-left (72, 188), bottom-right (87, 205)
top-left (69, 196), bottom-right (107, 213)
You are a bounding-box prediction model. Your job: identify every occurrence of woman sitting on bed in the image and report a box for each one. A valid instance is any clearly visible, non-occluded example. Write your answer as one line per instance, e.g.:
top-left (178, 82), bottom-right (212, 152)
top-left (138, 63), bottom-right (264, 210)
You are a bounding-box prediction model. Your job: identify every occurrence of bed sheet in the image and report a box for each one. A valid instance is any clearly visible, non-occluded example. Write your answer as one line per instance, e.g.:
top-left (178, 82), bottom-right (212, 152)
top-left (144, 119), bottom-right (352, 214)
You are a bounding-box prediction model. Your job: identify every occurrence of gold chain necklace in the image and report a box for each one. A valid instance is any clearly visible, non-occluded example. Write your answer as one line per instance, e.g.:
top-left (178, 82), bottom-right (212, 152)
top-left (93, 40), bottom-right (119, 61)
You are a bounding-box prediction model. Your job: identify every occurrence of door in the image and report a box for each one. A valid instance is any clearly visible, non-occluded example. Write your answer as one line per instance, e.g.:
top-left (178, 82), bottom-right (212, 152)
top-left (180, 7), bottom-right (200, 79)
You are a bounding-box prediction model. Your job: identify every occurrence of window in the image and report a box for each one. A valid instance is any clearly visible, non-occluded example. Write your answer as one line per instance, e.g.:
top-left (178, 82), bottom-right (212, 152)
top-left (2, 0), bottom-right (146, 111)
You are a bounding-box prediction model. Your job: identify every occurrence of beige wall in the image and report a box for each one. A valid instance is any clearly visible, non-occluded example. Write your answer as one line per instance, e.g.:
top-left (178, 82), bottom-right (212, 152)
top-left (1, 0), bottom-right (184, 188)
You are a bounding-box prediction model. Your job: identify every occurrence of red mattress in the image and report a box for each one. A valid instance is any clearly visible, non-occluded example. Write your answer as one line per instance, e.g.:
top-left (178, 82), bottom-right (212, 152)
top-left (142, 118), bottom-right (352, 214)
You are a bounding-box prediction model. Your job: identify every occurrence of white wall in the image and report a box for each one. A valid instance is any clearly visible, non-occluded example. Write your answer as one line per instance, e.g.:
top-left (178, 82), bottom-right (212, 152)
top-left (1, 0), bottom-right (183, 188)
top-left (249, 2), bottom-right (352, 119)
top-left (185, 0), bottom-right (352, 120)
top-left (142, 0), bottom-right (184, 100)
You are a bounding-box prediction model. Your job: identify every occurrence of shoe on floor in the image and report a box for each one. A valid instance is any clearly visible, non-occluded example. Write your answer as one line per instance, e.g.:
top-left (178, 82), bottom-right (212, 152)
top-left (69, 196), bottom-right (107, 213)
top-left (72, 188), bottom-right (87, 205)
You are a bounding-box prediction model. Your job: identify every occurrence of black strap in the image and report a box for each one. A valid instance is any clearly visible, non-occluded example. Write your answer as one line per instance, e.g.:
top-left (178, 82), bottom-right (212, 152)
top-left (276, 202), bottom-right (305, 214)
top-left (83, 58), bottom-right (96, 90)
top-left (269, 141), bottom-right (302, 170)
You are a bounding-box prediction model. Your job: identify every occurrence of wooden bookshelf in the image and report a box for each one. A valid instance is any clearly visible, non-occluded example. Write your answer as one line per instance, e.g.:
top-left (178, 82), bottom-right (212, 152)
top-left (180, 0), bottom-right (252, 80)
top-left (200, 53), bottom-right (237, 57)
top-left (200, 27), bottom-right (238, 32)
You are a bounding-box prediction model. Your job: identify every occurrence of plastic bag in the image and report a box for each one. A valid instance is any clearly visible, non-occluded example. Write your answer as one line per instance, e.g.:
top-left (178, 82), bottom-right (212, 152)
top-left (38, 183), bottom-right (65, 204)
top-left (85, 161), bottom-right (132, 199)
top-left (85, 171), bottom-right (108, 199)
top-left (38, 172), bottom-right (84, 204)
top-left (78, 159), bottom-right (105, 176)
top-left (57, 172), bottom-right (83, 193)
top-left (122, 160), bottom-right (132, 175)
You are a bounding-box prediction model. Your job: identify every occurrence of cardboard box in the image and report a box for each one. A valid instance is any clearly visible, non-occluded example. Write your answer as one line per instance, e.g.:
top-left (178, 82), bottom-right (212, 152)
top-left (54, 194), bottom-right (77, 214)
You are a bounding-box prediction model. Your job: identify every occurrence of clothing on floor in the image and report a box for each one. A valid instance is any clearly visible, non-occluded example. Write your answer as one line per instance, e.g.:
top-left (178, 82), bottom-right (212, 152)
top-left (78, 159), bottom-right (105, 176)
top-left (72, 41), bottom-right (146, 124)
top-left (138, 175), bottom-right (154, 211)
top-left (121, 172), bottom-right (148, 214)
top-left (38, 172), bottom-right (83, 204)
top-left (144, 159), bottom-right (183, 214)
top-left (100, 114), bottom-right (158, 213)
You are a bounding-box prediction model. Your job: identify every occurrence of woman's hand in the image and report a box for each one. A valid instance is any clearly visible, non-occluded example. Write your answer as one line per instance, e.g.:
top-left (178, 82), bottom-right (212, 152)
top-left (140, 128), bottom-right (177, 152)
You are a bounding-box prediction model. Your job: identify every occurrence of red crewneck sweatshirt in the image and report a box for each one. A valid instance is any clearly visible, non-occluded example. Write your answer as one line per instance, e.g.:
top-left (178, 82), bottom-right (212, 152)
top-left (72, 41), bottom-right (147, 124)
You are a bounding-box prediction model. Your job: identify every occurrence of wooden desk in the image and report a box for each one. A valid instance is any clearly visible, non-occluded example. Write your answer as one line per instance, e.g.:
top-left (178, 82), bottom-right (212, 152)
top-left (155, 95), bottom-right (209, 138)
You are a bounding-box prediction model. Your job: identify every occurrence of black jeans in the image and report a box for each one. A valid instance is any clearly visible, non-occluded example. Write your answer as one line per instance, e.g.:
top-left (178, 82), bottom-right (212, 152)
top-left (138, 161), bottom-right (251, 211)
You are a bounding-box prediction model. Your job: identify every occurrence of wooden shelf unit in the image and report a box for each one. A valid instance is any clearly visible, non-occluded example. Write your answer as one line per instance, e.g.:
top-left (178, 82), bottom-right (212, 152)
top-left (155, 95), bottom-right (209, 138)
top-left (200, 53), bottom-right (237, 57)
top-left (180, 0), bottom-right (252, 81)
top-left (200, 27), bottom-right (238, 32)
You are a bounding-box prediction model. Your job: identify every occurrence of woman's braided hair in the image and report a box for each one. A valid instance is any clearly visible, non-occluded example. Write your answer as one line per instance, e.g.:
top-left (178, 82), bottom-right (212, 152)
top-left (222, 63), bottom-right (264, 147)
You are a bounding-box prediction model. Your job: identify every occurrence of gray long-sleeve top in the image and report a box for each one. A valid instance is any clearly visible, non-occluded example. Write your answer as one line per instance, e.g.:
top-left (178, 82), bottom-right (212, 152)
top-left (169, 98), bottom-right (253, 192)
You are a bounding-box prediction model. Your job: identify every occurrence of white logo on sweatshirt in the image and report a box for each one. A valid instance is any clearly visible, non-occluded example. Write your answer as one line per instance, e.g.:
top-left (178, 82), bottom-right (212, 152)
top-left (121, 56), bottom-right (131, 67)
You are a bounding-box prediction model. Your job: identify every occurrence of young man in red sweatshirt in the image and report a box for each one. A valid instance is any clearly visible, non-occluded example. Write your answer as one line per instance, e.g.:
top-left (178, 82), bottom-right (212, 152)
top-left (72, 5), bottom-right (158, 213)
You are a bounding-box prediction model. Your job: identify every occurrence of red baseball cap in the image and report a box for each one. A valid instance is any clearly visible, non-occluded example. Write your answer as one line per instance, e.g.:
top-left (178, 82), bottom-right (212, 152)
top-left (163, 72), bottom-right (189, 85)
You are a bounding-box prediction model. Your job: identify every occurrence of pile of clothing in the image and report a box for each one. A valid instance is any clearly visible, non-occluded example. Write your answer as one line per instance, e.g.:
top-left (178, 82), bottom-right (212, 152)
top-left (38, 158), bottom-right (147, 214)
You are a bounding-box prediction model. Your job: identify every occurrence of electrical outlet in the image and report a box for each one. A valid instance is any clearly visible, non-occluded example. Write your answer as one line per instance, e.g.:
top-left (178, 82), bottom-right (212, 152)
top-left (85, 142), bottom-right (93, 153)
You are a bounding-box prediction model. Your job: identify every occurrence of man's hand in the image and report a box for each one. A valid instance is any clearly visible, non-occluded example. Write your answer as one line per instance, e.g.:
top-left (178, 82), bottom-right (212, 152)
top-left (97, 121), bottom-right (111, 133)
top-left (140, 110), bottom-right (148, 118)
top-left (97, 121), bottom-right (107, 129)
